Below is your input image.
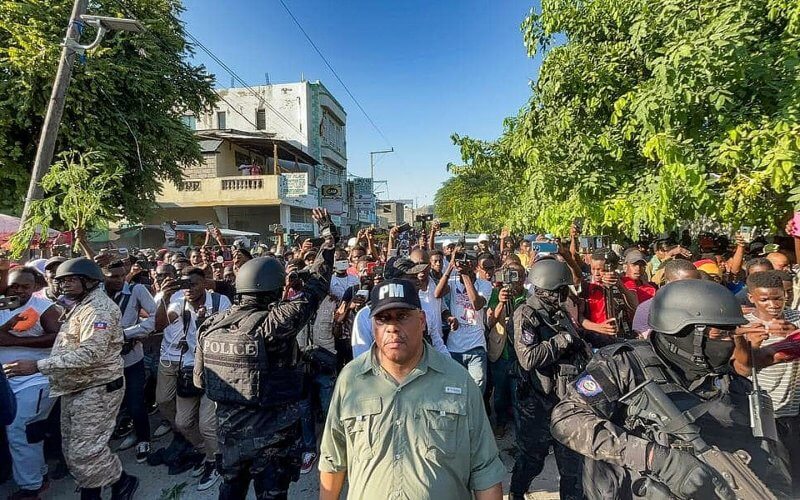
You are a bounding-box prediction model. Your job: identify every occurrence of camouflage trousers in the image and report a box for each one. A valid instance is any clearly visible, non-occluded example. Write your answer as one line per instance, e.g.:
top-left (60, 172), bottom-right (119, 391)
top-left (61, 380), bottom-right (125, 488)
top-left (217, 421), bottom-right (302, 500)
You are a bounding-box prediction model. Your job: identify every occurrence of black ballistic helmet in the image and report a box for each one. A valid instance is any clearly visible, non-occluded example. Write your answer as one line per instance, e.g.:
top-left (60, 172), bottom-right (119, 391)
top-left (528, 259), bottom-right (572, 291)
top-left (235, 257), bottom-right (286, 294)
top-left (649, 280), bottom-right (746, 334)
top-left (54, 257), bottom-right (105, 282)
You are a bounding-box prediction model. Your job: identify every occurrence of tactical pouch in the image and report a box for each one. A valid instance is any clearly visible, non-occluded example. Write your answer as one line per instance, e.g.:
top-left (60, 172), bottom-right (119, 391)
top-left (555, 363), bottom-right (579, 399)
top-left (176, 366), bottom-right (204, 398)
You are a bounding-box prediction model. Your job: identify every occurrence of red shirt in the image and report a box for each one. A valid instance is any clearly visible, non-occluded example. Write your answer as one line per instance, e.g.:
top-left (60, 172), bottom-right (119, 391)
top-left (621, 276), bottom-right (657, 303)
top-left (584, 282), bottom-right (608, 323)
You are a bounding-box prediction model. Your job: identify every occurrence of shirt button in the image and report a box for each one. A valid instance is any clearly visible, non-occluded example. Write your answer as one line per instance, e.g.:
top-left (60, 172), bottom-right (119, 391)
top-left (394, 453), bottom-right (401, 460)
top-left (395, 419), bottom-right (402, 426)
top-left (396, 387), bottom-right (401, 393)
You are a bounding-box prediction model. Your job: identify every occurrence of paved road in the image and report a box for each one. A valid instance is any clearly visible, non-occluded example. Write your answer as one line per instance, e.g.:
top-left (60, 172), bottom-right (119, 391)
top-left (0, 425), bottom-right (560, 499)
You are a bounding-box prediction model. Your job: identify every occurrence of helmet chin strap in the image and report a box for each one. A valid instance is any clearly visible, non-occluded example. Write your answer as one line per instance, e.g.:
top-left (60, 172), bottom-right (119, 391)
top-left (691, 324), bottom-right (709, 368)
top-left (663, 324), bottom-right (710, 369)
top-left (65, 278), bottom-right (100, 302)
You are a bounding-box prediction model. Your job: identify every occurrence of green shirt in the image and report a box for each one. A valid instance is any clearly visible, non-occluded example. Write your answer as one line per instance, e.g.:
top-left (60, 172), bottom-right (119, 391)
top-left (319, 344), bottom-right (506, 500)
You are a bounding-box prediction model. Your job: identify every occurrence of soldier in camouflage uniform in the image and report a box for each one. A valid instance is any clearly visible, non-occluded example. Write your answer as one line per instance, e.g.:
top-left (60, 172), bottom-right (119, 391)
top-left (4, 258), bottom-right (139, 500)
top-left (551, 280), bottom-right (792, 499)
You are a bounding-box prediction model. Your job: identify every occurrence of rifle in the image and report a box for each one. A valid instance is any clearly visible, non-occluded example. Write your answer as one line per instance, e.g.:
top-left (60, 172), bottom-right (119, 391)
top-left (749, 342), bottom-right (778, 441)
top-left (602, 250), bottom-right (635, 339)
top-left (620, 379), bottom-right (776, 500)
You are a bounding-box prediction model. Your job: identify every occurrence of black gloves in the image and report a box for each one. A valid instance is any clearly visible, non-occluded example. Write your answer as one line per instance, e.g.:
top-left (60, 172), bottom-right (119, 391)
top-left (553, 332), bottom-right (576, 350)
top-left (647, 444), bottom-right (735, 500)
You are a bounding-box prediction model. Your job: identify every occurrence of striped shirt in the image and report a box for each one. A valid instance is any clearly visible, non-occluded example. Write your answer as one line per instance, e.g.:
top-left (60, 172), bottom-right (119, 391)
top-left (746, 309), bottom-right (800, 418)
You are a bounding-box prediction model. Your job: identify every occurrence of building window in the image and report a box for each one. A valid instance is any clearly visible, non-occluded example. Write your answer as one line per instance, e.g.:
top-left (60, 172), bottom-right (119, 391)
top-left (256, 109), bottom-right (266, 130)
top-left (217, 111), bottom-right (227, 129)
top-left (181, 115), bottom-right (196, 129)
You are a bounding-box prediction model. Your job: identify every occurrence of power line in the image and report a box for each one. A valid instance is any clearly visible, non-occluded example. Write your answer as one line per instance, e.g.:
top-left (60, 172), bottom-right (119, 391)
top-left (277, 0), bottom-right (393, 148)
top-left (111, 0), bottom-right (303, 140)
top-left (183, 30), bottom-right (306, 139)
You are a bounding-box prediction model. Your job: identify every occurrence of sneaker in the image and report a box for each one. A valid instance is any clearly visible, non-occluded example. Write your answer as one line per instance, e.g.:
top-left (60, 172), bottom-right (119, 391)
top-left (300, 452), bottom-right (317, 475)
top-left (117, 433), bottom-right (137, 451)
top-left (153, 421), bottom-right (171, 439)
top-left (135, 442), bottom-right (151, 463)
top-left (196, 461), bottom-right (220, 491)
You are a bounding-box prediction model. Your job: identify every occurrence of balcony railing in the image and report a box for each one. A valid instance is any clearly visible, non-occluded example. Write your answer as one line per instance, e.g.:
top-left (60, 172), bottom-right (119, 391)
top-left (221, 178), bottom-right (263, 191)
top-left (157, 175), bottom-right (284, 207)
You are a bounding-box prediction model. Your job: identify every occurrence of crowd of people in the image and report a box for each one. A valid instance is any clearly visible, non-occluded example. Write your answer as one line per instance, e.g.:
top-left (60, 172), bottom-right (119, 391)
top-left (1, 211), bottom-right (800, 500)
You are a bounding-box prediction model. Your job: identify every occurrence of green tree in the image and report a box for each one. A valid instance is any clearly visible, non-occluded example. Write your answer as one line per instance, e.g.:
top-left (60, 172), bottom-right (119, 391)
top-left (9, 150), bottom-right (123, 257)
top-left (437, 0), bottom-right (800, 236)
top-left (0, 0), bottom-right (217, 222)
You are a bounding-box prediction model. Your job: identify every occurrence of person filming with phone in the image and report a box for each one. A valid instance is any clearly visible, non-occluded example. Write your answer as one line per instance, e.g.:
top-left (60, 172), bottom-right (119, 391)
top-left (434, 246), bottom-right (493, 394)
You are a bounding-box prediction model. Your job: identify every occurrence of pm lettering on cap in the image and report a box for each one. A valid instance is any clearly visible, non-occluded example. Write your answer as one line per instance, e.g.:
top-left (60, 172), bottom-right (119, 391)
top-left (379, 283), bottom-right (405, 300)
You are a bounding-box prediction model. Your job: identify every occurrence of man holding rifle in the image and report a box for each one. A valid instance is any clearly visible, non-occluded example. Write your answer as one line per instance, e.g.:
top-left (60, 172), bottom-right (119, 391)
top-left (551, 280), bottom-right (792, 499)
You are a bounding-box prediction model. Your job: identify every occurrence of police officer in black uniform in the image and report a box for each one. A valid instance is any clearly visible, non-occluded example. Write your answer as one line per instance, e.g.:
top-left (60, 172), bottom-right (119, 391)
top-left (511, 259), bottom-right (588, 500)
top-left (551, 279), bottom-right (792, 499)
top-left (193, 208), bottom-right (336, 500)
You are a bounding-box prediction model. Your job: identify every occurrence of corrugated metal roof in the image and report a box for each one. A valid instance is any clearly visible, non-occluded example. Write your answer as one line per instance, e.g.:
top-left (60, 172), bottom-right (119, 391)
top-left (199, 139), bottom-right (223, 153)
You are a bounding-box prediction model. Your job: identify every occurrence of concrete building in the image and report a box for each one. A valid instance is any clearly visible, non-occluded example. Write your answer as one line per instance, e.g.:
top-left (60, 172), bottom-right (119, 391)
top-left (377, 200), bottom-right (414, 228)
top-left (153, 80), bottom-right (350, 239)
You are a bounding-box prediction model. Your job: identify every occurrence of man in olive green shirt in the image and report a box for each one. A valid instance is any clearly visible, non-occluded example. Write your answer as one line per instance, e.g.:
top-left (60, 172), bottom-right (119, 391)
top-left (319, 279), bottom-right (505, 500)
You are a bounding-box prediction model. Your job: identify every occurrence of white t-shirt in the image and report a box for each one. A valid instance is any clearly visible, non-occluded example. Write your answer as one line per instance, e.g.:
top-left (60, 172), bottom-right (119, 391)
top-left (446, 275), bottom-right (493, 353)
top-left (351, 306), bottom-right (373, 359)
top-left (0, 295), bottom-right (55, 392)
top-left (330, 274), bottom-right (359, 301)
top-left (746, 310), bottom-right (800, 418)
top-left (418, 278), bottom-right (449, 354)
top-left (162, 290), bottom-right (231, 366)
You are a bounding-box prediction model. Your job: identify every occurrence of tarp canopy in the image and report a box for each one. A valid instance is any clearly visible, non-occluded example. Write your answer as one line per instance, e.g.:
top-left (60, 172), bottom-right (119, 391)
top-left (0, 214), bottom-right (61, 240)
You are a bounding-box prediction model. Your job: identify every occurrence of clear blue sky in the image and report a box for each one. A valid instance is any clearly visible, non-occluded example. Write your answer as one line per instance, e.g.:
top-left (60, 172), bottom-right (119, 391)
top-left (182, 0), bottom-right (542, 206)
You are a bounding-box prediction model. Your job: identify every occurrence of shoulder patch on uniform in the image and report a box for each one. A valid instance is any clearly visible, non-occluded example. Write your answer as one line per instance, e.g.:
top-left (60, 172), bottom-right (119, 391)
top-left (575, 374), bottom-right (603, 397)
top-left (93, 321), bottom-right (108, 330)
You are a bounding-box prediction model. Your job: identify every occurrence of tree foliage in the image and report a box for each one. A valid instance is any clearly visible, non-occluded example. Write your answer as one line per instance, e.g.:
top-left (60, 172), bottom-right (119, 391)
top-left (0, 0), bottom-right (217, 222)
top-left (436, 0), bottom-right (800, 236)
top-left (9, 150), bottom-right (123, 257)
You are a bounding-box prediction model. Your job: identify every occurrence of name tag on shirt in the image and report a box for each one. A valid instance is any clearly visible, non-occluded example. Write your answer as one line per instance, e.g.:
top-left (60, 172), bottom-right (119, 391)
top-left (445, 386), bottom-right (462, 395)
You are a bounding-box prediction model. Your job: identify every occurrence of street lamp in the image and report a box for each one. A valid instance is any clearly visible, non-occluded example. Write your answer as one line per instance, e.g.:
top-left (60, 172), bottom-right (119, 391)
top-left (19, 3), bottom-right (142, 232)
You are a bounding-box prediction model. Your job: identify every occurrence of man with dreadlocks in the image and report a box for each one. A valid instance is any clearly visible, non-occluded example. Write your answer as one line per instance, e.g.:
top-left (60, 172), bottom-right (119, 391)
top-left (509, 259), bottom-right (589, 500)
top-left (193, 208), bottom-right (336, 500)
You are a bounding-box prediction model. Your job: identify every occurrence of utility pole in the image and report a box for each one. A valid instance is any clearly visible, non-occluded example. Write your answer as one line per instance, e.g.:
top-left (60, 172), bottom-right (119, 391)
top-left (369, 148), bottom-right (394, 185)
top-left (20, 0), bottom-right (89, 227)
top-left (19, 5), bottom-right (141, 232)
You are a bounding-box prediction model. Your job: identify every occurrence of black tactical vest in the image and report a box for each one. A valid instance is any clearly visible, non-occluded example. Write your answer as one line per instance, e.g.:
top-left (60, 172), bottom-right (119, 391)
top-left (518, 297), bottom-right (589, 398)
top-left (200, 307), bottom-right (303, 408)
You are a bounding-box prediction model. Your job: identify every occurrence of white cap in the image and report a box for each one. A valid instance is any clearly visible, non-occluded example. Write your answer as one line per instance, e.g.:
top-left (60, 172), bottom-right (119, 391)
top-left (478, 233), bottom-right (490, 242)
top-left (347, 237), bottom-right (358, 249)
top-left (441, 239), bottom-right (454, 247)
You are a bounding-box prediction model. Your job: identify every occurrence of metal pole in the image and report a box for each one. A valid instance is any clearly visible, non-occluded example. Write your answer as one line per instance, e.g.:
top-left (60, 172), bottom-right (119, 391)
top-left (19, 0), bottom-right (89, 227)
